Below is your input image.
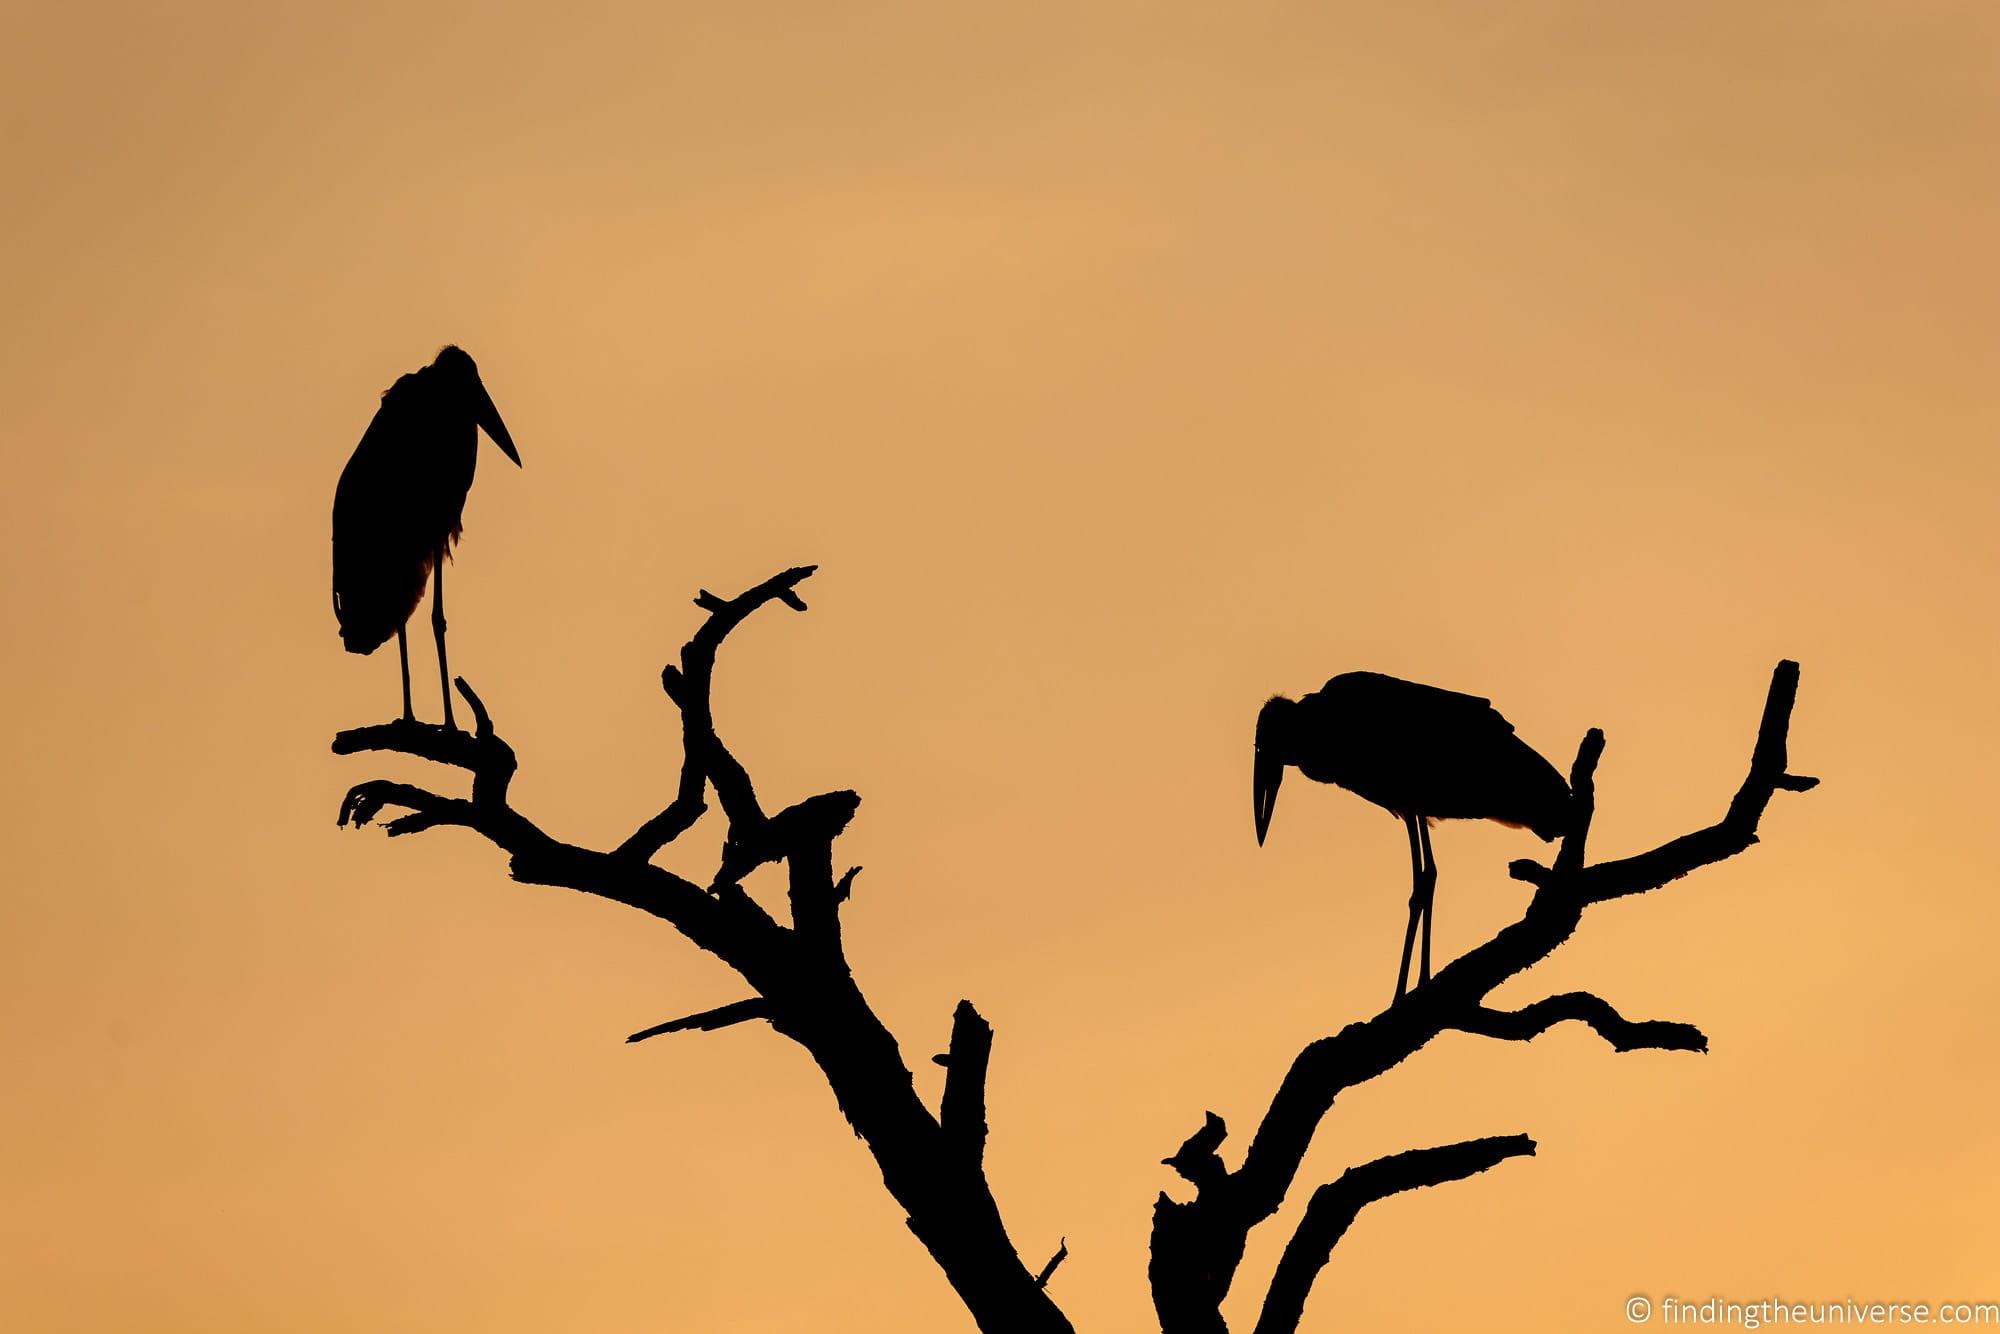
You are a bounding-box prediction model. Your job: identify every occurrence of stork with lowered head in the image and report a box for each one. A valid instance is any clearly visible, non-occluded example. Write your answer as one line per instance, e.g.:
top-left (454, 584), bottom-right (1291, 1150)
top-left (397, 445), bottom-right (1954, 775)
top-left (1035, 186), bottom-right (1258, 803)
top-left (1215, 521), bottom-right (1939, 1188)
top-left (1253, 672), bottom-right (1571, 1001)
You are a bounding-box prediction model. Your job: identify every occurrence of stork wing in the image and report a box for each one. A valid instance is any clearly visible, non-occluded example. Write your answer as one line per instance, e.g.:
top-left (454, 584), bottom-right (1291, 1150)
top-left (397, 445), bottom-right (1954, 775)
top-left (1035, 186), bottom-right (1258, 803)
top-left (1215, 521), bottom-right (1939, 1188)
top-left (1320, 672), bottom-right (1507, 731)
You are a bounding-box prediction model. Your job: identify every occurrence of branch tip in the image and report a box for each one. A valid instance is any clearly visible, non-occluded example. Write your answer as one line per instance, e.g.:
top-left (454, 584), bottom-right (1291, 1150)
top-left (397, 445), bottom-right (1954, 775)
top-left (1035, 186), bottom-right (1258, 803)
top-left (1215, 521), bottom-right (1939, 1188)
top-left (1163, 1112), bottom-right (1229, 1188)
top-left (1458, 993), bottom-right (1708, 1054)
top-left (1035, 1237), bottom-right (1068, 1289)
top-left (452, 676), bottom-right (493, 736)
top-left (626, 999), bottom-right (771, 1044)
top-left (939, 1000), bottom-right (994, 1166)
top-left (1508, 858), bottom-right (1551, 885)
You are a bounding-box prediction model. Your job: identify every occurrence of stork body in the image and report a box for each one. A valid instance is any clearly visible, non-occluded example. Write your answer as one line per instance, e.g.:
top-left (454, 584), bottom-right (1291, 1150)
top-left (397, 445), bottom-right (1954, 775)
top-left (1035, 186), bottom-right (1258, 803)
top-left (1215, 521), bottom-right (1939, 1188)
top-left (1253, 672), bottom-right (1570, 1001)
top-left (332, 345), bottom-right (520, 728)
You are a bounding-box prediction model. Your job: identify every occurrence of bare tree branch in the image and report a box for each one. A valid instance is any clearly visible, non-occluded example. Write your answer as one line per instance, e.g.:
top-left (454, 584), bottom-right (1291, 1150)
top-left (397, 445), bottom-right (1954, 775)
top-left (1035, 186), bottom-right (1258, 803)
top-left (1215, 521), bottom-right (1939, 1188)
top-left (1455, 993), bottom-right (1708, 1054)
top-left (1035, 1237), bottom-right (1069, 1289)
top-left (1253, 1135), bottom-right (1536, 1334)
top-left (1162, 1112), bottom-right (1231, 1191)
top-left (616, 565), bottom-right (816, 861)
top-left (336, 779), bottom-right (462, 835)
top-left (1553, 660), bottom-right (1817, 904)
top-left (626, 999), bottom-right (771, 1043)
top-left (938, 1000), bottom-right (994, 1168)
top-left (335, 566), bottom-right (1074, 1334)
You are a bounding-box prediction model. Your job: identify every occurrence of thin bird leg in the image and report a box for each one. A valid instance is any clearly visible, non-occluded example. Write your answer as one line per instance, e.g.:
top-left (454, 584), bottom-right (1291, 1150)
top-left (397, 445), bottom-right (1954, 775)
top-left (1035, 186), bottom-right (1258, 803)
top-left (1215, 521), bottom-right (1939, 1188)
top-left (1394, 814), bottom-right (1424, 1001)
top-left (1416, 817), bottom-right (1438, 987)
top-left (432, 546), bottom-right (455, 731)
top-left (396, 625), bottom-right (413, 722)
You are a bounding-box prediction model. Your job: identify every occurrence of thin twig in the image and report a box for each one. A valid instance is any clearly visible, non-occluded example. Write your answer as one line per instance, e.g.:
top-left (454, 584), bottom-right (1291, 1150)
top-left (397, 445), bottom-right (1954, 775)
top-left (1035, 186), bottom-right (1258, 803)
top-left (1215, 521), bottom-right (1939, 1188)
top-left (627, 999), bottom-right (771, 1043)
top-left (1456, 993), bottom-right (1708, 1054)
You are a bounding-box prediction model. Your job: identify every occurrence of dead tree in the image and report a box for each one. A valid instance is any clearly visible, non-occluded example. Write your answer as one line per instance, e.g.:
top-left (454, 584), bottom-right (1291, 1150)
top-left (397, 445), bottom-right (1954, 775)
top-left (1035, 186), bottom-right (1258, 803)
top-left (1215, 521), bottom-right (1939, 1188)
top-left (333, 565), bottom-right (1815, 1334)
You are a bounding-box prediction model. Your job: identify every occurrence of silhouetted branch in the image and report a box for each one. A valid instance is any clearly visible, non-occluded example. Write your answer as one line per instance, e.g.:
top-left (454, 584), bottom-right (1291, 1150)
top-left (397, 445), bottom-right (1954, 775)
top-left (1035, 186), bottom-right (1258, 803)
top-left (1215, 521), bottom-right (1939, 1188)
top-left (333, 718), bottom-right (483, 768)
top-left (1456, 993), bottom-right (1708, 1054)
top-left (1162, 1112), bottom-right (1231, 1190)
top-left (627, 999), bottom-right (771, 1043)
top-left (616, 565), bottom-right (816, 862)
top-left (726, 789), bottom-right (863, 885)
top-left (336, 779), bottom-right (460, 835)
top-left (1149, 661), bottom-right (1813, 1334)
top-left (1523, 660), bottom-right (1818, 904)
top-left (1552, 728), bottom-right (1603, 874)
top-left (618, 789), bottom-right (708, 859)
top-left (1035, 1238), bottom-right (1068, 1289)
top-left (938, 1001), bottom-right (994, 1168)
top-left (335, 566), bottom-right (1073, 1334)
top-left (1253, 1135), bottom-right (1535, 1334)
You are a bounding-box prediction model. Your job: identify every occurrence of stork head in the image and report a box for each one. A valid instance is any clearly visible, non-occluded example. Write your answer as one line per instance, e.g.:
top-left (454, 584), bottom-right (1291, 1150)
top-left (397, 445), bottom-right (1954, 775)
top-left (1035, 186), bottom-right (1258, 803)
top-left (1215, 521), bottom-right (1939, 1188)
top-left (433, 344), bottom-right (522, 467)
top-left (1253, 694), bottom-right (1297, 845)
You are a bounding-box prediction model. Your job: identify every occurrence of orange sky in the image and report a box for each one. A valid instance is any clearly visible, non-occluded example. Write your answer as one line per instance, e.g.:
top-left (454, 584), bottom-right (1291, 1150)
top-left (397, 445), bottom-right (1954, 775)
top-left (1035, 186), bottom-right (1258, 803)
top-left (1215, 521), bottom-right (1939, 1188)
top-left (3, 3), bottom-right (1996, 1330)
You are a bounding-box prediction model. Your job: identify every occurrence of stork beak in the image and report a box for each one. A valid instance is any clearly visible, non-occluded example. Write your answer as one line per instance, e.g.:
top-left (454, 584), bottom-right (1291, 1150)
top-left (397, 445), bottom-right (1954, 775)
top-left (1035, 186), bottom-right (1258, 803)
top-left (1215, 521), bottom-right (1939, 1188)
top-left (474, 379), bottom-right (522, 466)
top-left (1253, 741), bottom-right (1282, 845)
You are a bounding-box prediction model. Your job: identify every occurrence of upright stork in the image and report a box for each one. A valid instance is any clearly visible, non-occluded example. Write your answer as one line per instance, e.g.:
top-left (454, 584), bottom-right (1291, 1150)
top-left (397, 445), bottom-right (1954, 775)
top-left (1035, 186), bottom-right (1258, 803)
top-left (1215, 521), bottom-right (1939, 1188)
top-left (1253, 672), bottom-right (1571, 1001)
top-left (332, 345), bottom-right (521, 729)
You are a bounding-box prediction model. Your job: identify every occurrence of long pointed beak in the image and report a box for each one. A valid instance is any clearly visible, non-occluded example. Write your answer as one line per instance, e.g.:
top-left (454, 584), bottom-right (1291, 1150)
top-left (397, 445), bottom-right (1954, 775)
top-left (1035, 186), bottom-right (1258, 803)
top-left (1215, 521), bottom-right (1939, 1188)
top-left (474, 379), bottom-right (522, 466)
top-left (1253, 745), bottom-right (1282, 845)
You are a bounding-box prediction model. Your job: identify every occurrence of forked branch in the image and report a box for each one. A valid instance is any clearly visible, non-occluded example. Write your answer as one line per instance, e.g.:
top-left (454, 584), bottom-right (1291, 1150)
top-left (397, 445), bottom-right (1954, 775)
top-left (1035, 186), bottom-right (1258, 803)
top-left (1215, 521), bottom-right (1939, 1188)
top-left (1151, 661), bottom-right (1815, 1334)
top-left (617, 565), bottom-right (818, 861)
top-left (335, 567), bottom-right (1074, 1334)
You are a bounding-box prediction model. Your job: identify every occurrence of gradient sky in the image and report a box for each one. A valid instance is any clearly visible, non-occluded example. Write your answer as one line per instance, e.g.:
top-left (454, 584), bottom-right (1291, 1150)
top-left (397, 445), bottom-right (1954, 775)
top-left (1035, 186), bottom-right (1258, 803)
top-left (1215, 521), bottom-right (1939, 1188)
top-left (3, 3), bottom-right (1996, 1330)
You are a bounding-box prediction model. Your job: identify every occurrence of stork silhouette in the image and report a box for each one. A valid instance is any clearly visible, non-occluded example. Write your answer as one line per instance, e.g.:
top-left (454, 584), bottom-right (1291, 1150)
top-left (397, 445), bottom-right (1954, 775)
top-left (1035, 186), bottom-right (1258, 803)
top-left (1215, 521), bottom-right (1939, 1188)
top-left (332, 345), bottom-right (521, 729)
top-left (1253, 672), bottom-right (1570, 1001)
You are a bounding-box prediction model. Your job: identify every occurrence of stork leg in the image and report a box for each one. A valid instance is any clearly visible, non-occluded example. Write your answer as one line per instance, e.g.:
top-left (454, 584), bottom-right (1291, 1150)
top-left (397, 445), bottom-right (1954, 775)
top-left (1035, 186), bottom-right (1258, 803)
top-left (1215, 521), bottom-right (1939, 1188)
top-left (432, 546), bottom-right (456, 731)
top-left (396, 625), bottom-right (413, 722)
top-left (1416, 817), bottom-right (1438, 988)
top-left (1395, 814), bottom-right (1424, 1001)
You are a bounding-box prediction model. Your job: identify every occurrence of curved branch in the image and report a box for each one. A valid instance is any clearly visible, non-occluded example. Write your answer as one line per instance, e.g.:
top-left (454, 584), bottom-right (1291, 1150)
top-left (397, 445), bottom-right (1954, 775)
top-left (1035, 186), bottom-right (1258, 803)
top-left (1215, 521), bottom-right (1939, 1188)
top-left (1455, 993), bottom-right (1708, 1054)
top-left (334, 676), bottom-right (774, 954)
top-left (1253, 1135), bottom-right (1535, 1334)
top-left (336, 779), bottom-right (465, 836)
top-left (620, 565), bottom-right (818, 861)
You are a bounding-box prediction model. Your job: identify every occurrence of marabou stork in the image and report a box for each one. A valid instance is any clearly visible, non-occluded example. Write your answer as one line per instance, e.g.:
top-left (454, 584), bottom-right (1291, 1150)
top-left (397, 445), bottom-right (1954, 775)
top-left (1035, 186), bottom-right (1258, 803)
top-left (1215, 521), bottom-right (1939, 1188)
top-left (332, 345), bottom-right (520, 729)
top-left (1253, 672), bottom-right (1571, 1001)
